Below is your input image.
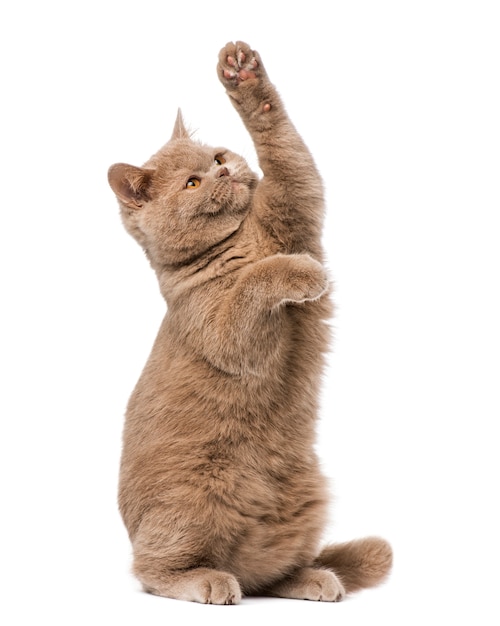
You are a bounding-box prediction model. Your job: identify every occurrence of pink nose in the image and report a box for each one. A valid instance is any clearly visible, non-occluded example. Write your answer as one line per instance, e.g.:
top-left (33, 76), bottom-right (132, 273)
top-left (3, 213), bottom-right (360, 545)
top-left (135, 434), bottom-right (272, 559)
top-left (218, 167), bottom-right (230, 178)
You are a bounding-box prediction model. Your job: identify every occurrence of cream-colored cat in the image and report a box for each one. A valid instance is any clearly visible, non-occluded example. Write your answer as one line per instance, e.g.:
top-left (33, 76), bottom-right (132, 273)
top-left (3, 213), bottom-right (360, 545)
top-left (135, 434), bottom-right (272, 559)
top-left (108, 41), bottom-right (392, 605)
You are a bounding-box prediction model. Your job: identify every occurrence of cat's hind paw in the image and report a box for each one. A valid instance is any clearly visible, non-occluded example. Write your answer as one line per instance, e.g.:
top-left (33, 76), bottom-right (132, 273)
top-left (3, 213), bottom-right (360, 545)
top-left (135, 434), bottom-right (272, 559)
top-left (268, 567), bottom-right (346, 602)
top-left (218, 41), bottom-right (261, 88)
top-left (140, 568), bottom-right (242, 605)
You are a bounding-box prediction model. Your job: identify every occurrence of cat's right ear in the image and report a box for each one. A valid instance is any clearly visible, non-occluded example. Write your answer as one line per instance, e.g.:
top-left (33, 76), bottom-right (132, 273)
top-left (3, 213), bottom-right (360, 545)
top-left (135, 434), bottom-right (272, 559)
top-left (108, 163), bottom-right (154, 210)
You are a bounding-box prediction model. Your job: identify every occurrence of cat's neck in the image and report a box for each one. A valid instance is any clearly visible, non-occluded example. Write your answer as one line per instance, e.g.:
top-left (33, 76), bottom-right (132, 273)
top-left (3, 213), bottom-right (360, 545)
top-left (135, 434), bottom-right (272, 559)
top-left (157, 214), bottom-right (263, 299)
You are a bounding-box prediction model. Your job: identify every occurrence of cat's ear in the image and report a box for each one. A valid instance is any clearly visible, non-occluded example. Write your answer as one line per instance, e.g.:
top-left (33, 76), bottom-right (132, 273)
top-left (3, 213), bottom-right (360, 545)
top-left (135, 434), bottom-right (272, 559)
top-left (108, 163), bottom-right (154, 210)
top-left (170, 108), bottom-right (190, 141)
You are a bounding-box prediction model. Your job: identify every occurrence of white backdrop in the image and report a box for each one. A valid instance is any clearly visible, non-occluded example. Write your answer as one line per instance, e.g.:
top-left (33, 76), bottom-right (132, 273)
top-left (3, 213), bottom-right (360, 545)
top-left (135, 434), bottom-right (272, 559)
top-left (1, 1), bottom-right (499, 624)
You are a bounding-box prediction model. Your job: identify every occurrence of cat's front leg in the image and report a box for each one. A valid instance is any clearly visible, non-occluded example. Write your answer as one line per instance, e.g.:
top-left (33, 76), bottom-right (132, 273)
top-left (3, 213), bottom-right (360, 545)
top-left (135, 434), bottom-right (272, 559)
top-left (266, 253), bottom-right (330, 307)
top-left (202, 254), bottom-right (329, 375)
top-left (218, 42), bottom-right (324, 257)
top-left (228, 253), bottom-right (329, 315)
top-left (217, 41), bottom-right (276, 124)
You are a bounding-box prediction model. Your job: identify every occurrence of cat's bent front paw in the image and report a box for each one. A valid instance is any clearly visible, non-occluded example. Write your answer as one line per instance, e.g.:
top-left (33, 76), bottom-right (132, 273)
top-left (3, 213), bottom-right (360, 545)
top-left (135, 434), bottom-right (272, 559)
top-left (284, 254), bottom-right (329, 305)
top-left (218, 41), bottom-right (260, 89)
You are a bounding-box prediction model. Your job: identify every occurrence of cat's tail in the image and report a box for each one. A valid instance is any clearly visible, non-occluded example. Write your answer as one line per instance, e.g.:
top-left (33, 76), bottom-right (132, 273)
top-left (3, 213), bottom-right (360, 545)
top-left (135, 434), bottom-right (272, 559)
top-left (315, 536), bottom-right (393, 594)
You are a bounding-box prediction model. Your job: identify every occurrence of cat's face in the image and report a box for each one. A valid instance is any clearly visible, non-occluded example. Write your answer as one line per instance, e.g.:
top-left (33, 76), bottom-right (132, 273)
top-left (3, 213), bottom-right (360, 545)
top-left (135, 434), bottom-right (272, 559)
top-left (108, 112), bottom-right (258, 267)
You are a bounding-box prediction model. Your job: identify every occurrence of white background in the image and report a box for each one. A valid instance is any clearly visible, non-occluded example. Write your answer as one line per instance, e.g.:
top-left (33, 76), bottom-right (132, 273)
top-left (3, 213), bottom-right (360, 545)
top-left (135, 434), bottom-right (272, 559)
top-left (1, 1), bottom-right (499, 624)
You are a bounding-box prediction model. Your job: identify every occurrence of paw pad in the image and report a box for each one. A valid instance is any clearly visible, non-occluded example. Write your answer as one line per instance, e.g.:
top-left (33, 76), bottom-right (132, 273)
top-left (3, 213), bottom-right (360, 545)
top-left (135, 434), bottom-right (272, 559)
top-left (219, 43), bottom-right (259, 86)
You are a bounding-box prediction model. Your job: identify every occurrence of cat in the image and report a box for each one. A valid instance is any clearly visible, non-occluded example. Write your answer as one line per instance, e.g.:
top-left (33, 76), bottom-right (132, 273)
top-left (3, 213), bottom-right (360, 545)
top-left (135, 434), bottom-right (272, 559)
top-left (108, 41), bottom-right (392, 605)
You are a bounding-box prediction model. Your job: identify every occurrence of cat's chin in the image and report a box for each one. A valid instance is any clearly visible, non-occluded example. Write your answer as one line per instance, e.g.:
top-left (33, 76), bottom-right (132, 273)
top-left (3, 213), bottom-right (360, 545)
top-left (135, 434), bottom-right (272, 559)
top-left (231, 180), bottom-right (248, 191)
top-left (228, 180), bottom-right (251, 205)
top-left (203, 203), bottom-right (249, 218)
top-left (206, 181), bottom-right (251, 216)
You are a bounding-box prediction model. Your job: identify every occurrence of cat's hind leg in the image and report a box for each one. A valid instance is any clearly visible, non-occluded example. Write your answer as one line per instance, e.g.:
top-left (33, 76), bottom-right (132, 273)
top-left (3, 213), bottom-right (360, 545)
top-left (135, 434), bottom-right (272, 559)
top-left (131, 511), bottom-right (241, 604)
top-left (265, 567), bottom-right (345, 602)
top-left (134, 559), bottom-right (241, 605)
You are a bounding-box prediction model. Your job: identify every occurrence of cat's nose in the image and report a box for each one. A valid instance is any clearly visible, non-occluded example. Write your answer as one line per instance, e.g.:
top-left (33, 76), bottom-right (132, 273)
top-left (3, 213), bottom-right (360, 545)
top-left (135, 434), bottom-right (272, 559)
top-left (218, 167), bottom-right (230, 178)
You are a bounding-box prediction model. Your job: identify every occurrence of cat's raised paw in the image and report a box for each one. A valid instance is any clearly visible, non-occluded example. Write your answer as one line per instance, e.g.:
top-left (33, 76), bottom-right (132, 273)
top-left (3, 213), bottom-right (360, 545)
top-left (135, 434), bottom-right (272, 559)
top-left (218, 41), bottom-right (260, 88)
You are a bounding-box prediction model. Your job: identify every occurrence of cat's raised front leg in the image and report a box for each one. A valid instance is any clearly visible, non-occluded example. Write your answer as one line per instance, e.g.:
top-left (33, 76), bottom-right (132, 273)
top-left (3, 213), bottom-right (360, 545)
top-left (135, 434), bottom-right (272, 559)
top-left (217, 41), bottom-right (325, 257)
top-left (266, 567), bottom-right (346, 602)
top-left (217, 41), bottom-right (294, 159)
top-left (218, 41), bottom-right (273, 118)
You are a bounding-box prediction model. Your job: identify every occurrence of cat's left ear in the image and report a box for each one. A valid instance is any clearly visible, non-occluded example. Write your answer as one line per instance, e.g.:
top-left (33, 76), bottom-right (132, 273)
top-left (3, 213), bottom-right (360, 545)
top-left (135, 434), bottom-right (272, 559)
top-left (170, 108), bottom-right (190, 141)
top-left (108, 163), bottom-right (154, 210)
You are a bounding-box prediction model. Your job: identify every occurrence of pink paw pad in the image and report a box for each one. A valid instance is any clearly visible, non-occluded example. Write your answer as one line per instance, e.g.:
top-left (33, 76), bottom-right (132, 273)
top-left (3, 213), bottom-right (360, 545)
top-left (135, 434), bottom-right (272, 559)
top-left (225, 48), bottom-right (258, 84)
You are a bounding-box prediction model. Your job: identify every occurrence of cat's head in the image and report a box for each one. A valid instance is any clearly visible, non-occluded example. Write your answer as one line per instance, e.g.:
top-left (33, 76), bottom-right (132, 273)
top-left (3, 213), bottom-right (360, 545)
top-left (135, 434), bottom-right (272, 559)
top-left (108, 110), bottom-right (258, 268)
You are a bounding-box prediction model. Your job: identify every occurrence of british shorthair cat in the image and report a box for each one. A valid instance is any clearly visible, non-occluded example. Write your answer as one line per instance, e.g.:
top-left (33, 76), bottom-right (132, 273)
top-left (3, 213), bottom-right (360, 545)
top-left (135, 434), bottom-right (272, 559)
top-left (108, 40), bottom-right (392, 605)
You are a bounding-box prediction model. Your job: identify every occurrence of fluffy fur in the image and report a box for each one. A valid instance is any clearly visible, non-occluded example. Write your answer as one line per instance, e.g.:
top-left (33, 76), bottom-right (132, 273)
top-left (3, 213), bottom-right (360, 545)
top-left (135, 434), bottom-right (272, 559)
top-left (108, 41), bottom-right (392, 605)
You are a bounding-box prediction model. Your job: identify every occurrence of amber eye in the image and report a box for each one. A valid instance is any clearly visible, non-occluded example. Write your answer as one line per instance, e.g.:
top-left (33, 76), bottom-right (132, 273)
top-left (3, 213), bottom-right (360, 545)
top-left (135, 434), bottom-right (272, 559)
top-left (214, 155), bottom-right (226, 166)
top-left (186, 177), bottom-right (200, 189)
